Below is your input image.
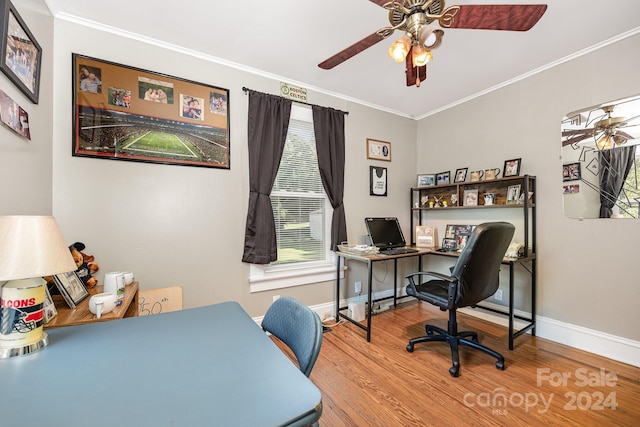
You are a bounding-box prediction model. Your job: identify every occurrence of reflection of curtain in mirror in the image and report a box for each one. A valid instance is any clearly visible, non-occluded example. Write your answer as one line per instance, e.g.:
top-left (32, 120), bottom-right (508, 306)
top-left (598, 146), bottom-right (636, 218)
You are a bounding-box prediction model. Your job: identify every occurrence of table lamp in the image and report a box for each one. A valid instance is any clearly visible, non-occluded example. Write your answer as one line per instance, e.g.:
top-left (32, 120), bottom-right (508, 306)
top-left (0, 216), bottom-right (77, 358)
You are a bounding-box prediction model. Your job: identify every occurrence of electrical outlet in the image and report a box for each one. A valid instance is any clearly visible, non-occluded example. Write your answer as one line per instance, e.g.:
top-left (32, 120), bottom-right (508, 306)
top-left (494, 289), bottom-right (503, 301)
top-left (354, 281), bottom-right (362, 294)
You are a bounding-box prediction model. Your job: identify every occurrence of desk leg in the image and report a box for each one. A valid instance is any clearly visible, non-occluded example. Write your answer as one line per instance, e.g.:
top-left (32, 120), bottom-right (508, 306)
top-left (531, 258), bottom-right (537, 337)
top-left (366, 260), bottom-right (372, 342)
top-left (509, 263), bottom-right (515, 350)
top-left (393, 259), bottom-right (398, 307)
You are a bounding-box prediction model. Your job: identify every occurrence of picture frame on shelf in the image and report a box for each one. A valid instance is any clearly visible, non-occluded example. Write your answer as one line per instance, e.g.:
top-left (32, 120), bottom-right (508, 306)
top-left (507, 184), bottom-right (521, 204)
top-left (366, 138), bottom-right (391, 161)
top-left (415, 225), bottom-right (437, 248)
top-left (417, 173), bottom-right (435, 187)
top-left (0, 0), bottom-right (41, 103)
top-left (370, 165), bottom-right (387, 196)
top-left (503, 158), bottom-right (521, 177)
top-left (562, 162), bottom-right (581, 181)
top-left (464, 189), bottom-right (478, 206)
top-left (436, 171), bottom-right (450, 185)
top-left (454, 168), bottom-right (467, 183)
top-left (43, 285), bottom-right (57, 323)
top-left (72, 54), bottom-right (230, 169)
top-left (53, 271), bottom-right (90, 309)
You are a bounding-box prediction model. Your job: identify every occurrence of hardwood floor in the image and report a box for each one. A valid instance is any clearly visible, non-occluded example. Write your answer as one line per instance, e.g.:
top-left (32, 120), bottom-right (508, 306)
top-left (303, 300), bottom-right (640, 426)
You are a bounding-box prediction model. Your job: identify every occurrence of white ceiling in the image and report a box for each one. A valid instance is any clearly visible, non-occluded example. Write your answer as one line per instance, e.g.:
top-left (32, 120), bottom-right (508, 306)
top-left (43, 0), bottom-right (640, 119)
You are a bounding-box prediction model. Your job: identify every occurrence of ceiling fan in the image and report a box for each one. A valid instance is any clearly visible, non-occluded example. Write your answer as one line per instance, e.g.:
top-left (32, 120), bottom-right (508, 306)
top-left (562, 105), bottom-right (640, 150)
top-left (318, 0), bottom-right (548, 87)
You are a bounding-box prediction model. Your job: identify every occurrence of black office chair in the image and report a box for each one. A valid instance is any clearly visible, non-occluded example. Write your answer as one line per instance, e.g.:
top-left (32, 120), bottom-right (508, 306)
top-left (262, 296), bottom-right (323, 377)
top-left (405, 221), bottom-right (515, 377)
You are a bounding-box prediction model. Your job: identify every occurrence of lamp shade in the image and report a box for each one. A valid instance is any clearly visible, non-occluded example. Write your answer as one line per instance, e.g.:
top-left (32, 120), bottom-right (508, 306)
top-left (0, 216), bottom-right (77, 281)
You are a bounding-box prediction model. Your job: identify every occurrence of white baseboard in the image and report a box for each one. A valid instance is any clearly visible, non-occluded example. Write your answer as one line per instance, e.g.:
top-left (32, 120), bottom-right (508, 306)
top-left (312, 290), bottom-right (640, 368)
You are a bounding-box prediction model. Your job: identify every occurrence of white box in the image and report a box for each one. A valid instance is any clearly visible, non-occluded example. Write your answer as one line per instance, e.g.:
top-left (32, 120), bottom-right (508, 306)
top-left (348, 302), bottom-right (366, 322)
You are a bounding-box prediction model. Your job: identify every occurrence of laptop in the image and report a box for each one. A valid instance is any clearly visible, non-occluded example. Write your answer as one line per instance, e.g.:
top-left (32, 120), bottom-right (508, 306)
top-left (364, 217), bottom-right (418, 255)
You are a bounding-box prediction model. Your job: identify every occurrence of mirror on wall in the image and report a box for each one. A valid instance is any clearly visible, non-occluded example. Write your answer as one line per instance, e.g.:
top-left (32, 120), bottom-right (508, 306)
top-left (561, 94), bottom-right (640, 219)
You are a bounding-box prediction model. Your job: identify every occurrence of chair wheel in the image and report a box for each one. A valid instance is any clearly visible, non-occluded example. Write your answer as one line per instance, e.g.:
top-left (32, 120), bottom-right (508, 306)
top-left (406, 343), bottom-right (414, 352)
top-left (449, 366), bottom-right (460, 377)
top-left (496, 360), bottom-right (505, 370)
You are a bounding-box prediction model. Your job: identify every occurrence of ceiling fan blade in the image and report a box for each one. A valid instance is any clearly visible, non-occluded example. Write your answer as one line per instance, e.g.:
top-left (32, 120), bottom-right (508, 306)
top-left (442, 4), bottom-right (548, 31)
top-left (562, 128), bottom-right (593, 138)
top-left (368, 0), bottom-right (389, 6)
top-left (318, 32), bottom-right (386, 70)
top-left (405, 47), bottom-right (427, 87)
top-left (616, 131), bottom-right (635, 140)
top-left (562, 131), bottom-right (593, 147)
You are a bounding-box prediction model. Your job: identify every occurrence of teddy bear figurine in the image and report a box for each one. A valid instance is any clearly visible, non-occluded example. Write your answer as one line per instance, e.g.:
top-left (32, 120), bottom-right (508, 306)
top-left (69, 242), bottom-right (100, 288)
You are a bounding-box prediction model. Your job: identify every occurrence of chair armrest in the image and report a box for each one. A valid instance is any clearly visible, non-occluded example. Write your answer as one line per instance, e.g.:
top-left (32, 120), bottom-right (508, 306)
top-left (406, 271), bottom-right (456, 283)
top-left (406, 271), bottom-right (459, 309)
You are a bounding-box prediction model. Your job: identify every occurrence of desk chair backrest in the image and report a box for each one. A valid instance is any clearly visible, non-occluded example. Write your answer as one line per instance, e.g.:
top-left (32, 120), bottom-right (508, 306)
top-left (262, 297), bottom-right (323, 377)
top-left (450, 222), bottom-right (515, 308)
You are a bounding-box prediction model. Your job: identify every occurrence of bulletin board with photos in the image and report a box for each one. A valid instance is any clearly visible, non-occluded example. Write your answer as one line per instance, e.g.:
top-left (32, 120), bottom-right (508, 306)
top-left (72, 54), bottom-right (230, 169)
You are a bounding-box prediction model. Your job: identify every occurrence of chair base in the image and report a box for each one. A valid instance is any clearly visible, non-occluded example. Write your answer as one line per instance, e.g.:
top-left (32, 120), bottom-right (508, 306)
top-left (406, 324), bottom-right (505, 377)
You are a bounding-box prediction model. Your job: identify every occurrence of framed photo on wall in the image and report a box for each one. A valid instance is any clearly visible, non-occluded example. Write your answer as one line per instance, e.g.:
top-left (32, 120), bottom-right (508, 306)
top-left (370, 165), bottom-right (387, 196)
top-left (0, 0), bottom-right (41, 103)
top-left (562, 162), bottom-right (581, 181)
top-left (72, 54), bottom-right (230, 169)
top-left (366, 138), bottom-right (391, 161)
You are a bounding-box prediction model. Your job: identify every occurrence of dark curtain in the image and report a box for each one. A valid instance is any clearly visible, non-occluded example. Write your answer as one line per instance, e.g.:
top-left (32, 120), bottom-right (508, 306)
top-left (312, 105), bottom-right (347, 251)
top-left (598, 145), bottom-right (636, 218)
top-left (242, 91), bottom-right (292, 264)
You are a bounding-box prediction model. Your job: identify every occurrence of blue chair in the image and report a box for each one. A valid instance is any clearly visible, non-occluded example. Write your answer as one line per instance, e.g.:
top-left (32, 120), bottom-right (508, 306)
top-left (262, 297), bottom-right (323, 377)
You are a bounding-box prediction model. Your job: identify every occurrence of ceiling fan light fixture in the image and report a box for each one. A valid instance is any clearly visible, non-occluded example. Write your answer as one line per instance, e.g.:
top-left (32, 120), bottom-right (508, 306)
top-left (388, 34), bottom-right (411, 62)
top-left (412, 44), bottom-right (432, 67)
top-left (419, 25), bottom-right (444, 50)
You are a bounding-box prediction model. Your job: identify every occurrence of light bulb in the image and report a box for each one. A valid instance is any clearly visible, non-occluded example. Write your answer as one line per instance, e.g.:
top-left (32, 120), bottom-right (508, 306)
top-left (412, 44), bottom-right (432, 67)
top-left (388, 35), bottom-right (411, 63)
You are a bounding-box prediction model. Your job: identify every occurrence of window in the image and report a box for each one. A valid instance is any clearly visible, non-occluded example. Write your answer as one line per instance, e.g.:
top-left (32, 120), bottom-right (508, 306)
top-left (619, 152), bottom-right (640, 218)
top-left (249, 105), bottom-right (335, 292)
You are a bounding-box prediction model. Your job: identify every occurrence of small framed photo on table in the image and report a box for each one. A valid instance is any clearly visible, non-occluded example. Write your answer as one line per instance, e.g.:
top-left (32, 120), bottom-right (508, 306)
top-left (417, 174), bottom-right (435, 187)
top-left (503, 158), bottom-right (521, 177)
top-left (415, 225), bottom-right (437, 248)
top-left (436, 171), bottom-right (450, 185)
top-left (507, 184), bottom-right (521, 204)
top-left (53, 271), bottom-right (90, 308)
top-left (464, 189), bottom-right (478, 206)
top-left (454, 168), bottom-right (467, 183)
top-left (43, 285), bottom-right (57, 323)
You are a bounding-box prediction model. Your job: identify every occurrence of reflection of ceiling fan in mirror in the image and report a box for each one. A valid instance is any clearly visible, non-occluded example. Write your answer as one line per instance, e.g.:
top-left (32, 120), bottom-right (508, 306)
top-left (318, 0), bottom-right (548, 87)
top-left (562, 104), bottom-right (640, 150)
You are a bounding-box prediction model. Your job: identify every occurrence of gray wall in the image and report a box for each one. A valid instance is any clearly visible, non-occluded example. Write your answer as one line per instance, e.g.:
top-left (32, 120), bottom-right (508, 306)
top-left (416, 33), bottom-right (640, 341)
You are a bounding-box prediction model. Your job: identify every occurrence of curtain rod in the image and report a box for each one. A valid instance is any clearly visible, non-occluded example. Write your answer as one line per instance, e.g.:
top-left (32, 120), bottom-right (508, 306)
top-left (242, 87), bottom-right (348, 115)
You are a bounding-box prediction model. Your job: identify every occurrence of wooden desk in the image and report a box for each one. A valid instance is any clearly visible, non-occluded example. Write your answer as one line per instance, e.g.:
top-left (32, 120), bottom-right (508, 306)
top-left (335, 248), bottom-right (536, 348)
top-left (0, 302), bottom-right (323, 426)
top-left (44, 282), bottom-right (139, 329)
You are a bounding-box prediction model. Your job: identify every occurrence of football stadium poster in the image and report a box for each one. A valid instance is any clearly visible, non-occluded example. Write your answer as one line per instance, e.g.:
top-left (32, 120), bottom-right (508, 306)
top-left (72, 53), bottom-right (230, 169)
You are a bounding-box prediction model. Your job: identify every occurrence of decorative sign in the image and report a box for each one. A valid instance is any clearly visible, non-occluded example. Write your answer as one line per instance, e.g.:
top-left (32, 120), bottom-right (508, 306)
top-left (280, 82), bottom-right (307, 102)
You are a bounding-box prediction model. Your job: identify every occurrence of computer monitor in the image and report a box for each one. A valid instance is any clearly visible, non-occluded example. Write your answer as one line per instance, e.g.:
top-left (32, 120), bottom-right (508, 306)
top-left (365, 217), bottom-right (407, 250)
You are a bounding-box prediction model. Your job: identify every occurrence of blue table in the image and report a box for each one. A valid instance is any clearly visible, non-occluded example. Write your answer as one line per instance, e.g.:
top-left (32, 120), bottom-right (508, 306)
top-left (0, 302), bottom-right (322, 426)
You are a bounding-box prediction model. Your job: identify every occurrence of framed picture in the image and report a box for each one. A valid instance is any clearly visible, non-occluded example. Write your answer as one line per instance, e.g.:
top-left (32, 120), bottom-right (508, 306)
top-left (0, 89), bottom-right (29, 139)
top-left (417, 173), bottom-right (435, 187)
top-left (454, 168), bottom-right (467, 183)
top-left (562, 162), bottom-right (581, 181)
top-left (436, 171), bottom-right (450, 185)
top-left (464, 189), bottom-right (478, 206)
top-left (53, 271), bottom-right (90, 309)
top-left (0, 0), bottom-right (41, 103)
top-left (415, 225), bottom-right (437, 248)
top-left (366, 138), bottom-right (391, 161)
top-left (563, 184), bottom-right (580, 194)
top-left (72, 54), bottom-right (230, 169)
top-left (370, 165), bottom-right (387, 196)
top-left (507, 184), bottom-right (521, 204)
top-left (503, 158), bottom-right (521, 177)
top-left (43, 285), bottom-right (57, 323)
